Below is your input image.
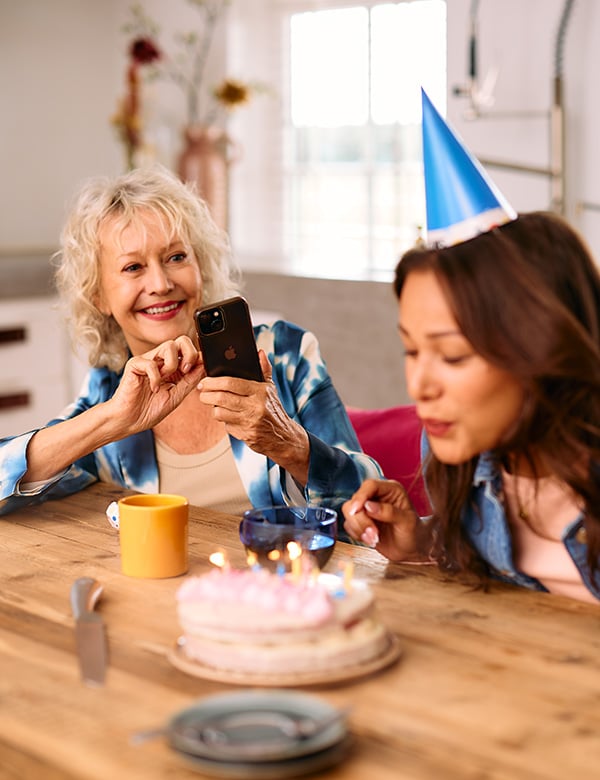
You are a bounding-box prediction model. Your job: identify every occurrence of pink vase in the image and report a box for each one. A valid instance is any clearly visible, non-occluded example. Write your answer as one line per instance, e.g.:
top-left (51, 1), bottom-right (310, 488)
top-left (177, 125), bottom-right (238, 230)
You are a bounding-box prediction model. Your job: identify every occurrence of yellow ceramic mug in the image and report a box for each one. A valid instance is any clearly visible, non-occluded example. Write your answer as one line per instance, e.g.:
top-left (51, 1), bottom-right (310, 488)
top-left (118, 494), bottom-right (189, 578)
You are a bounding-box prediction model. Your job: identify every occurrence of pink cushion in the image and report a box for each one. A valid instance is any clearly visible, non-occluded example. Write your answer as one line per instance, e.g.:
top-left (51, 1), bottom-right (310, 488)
top-left (347, 405), bottom-right (430, 517)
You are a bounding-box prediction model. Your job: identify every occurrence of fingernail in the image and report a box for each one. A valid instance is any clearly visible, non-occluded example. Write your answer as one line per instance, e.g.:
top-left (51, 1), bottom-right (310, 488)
top-left (365, 500), bottom-right (379, 514)
top-left (361, 526), bottom-right (379, 548)
top-left (181, 362), bottom-right (191, 372)
top-left (349, 501), bottom-right (362, 516)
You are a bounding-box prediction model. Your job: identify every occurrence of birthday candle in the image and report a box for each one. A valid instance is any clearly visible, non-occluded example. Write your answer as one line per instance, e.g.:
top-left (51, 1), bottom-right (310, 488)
top-left (343, 559), bottom-right (354, 593)
top-left (268, 549), bottom-right (286, 577)
top-left (287, 541), bottom-right (302, 582)
top-left (246, 551), bottom-right (261, 572)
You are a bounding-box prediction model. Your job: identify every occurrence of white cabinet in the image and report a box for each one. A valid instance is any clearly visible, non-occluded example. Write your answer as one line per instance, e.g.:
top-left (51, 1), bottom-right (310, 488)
top-left (0, 297), bottom-right (76, 437)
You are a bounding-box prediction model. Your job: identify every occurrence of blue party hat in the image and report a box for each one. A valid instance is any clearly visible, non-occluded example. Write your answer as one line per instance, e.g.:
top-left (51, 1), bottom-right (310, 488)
top-left (421, 88), bottom-right (516, 247)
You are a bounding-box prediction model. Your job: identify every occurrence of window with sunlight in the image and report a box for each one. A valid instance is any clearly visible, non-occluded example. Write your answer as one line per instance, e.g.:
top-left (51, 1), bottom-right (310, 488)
top-left (286, 1), bottom-right (446, 279)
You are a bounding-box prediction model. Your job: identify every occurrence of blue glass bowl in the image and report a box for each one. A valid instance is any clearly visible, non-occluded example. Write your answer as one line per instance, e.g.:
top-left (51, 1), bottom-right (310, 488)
top-left (239, 505), bottom-right (337, 572)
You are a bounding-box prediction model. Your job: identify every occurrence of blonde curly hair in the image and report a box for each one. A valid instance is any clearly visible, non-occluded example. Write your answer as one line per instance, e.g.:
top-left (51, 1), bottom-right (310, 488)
top-left (53, 165), bottom-right (241, 371)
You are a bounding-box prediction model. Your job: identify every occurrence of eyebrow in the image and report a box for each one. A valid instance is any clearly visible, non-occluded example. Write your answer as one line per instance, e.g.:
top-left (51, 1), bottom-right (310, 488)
top-left (117, 241), bottom-right (186, 259)
top-left (398, 323), bottom-right (463, 339)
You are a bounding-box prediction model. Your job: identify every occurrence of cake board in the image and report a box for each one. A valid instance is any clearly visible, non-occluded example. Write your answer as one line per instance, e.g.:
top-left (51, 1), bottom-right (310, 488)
top-left (167, 631), bottom-right (402, 687)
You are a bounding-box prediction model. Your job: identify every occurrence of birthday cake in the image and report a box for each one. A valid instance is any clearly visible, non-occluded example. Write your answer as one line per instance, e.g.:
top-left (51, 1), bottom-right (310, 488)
top-left (174, 567), bottom-right (394, 679)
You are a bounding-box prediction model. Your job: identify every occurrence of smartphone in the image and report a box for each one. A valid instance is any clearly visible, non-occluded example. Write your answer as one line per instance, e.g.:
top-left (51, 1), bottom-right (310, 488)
top-left (194, 296), bottom-right (264, 382)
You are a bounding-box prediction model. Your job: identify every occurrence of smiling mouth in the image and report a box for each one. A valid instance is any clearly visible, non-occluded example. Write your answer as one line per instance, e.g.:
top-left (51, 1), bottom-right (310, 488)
top-left (141, 302), bottom-right (183, 315)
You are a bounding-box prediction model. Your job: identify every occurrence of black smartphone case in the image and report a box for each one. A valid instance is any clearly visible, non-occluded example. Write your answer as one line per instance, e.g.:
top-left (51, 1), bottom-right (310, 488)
top-left (195, 296), bottom-right (264, 382)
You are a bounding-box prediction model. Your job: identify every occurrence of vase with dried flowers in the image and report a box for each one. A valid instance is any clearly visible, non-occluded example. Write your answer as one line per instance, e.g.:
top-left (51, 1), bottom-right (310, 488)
top-left (115, 0), bottom-right (266, 228)
top-left (111, 11), bottom-right (162, 171)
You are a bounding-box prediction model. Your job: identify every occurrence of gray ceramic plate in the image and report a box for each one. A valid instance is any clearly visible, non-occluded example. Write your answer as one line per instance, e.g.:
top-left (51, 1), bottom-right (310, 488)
top-left (167, 689), bottom-right (348, 764)
top-left (175, 734), bottom-right (354, 779)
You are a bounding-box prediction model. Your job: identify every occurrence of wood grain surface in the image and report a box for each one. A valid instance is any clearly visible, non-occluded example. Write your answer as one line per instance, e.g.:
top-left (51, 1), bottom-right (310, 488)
top-left (1, 483), bottom-right (598, 779)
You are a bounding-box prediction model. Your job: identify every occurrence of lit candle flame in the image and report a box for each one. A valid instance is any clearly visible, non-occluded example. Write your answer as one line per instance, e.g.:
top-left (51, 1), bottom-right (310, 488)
top-left (246, 550), bottom-right (262, 571)
top-left (209, 550), bottom-right (230, 570)
top-left (287, 541), bottom-right (302, 582)
top-left (267, 550), bottom-right (281, 561)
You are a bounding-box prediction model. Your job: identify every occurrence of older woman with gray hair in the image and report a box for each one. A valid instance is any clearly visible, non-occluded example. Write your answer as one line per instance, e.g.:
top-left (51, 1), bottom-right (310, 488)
top-left (0, 165), bottom-right (381, 517)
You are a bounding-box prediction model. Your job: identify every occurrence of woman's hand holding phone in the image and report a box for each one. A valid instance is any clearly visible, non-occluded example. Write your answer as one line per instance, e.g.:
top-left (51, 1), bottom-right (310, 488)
top-left (198, 348), bottom-right (310, 487)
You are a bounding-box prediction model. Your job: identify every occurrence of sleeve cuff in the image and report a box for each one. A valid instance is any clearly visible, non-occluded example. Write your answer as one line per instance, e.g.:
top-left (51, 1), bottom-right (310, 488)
top-left (18, 471), bottom-right (68, 496)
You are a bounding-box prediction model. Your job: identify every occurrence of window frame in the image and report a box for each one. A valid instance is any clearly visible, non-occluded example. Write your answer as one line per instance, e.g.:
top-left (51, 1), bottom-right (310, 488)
top-left (227, 0), bottom-right (446, 281)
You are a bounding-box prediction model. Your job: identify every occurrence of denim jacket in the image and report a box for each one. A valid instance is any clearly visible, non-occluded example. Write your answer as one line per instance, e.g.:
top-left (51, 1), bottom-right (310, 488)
top-left (0, 321), bottom-right (382, 517)
top-left (423, 437), bottom-right (600, 599)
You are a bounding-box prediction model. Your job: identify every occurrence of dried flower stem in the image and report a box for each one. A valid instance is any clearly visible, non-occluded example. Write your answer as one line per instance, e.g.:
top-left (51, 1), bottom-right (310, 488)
top-left (162, 0), bottom-right (226, 126)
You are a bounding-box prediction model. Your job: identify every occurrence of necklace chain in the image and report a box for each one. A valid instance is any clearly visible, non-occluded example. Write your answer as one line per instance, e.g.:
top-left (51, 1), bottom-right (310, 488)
top-left (515, 495), bottom-right (559, 542)
top-left (506, 474), bottom-right (562, 543)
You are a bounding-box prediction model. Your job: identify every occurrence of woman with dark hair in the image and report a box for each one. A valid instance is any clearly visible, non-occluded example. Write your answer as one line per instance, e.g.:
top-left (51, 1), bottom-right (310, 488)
top-left (343, 211), bottom-right (600, 602)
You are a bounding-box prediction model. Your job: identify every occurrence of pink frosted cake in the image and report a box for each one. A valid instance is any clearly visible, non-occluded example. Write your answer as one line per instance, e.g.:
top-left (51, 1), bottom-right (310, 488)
top-left (174, 568), bottom-right (392, 676)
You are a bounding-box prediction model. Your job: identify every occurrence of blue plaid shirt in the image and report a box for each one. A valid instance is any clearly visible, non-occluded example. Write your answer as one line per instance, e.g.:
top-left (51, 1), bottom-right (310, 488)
top-left (0, 321), bottom-right (382, 516)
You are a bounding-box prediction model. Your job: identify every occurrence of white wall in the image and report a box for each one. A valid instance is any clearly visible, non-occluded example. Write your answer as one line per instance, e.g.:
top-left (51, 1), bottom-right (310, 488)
top-left (0, 0), bottom-right (123, 251)
top-left (0, 0), bottom-right (227, 252)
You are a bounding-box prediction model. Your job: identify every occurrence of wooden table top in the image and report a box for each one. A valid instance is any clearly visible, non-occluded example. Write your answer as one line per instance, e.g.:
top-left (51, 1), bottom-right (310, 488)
top-left (1, 482), bottom-right (599, 780)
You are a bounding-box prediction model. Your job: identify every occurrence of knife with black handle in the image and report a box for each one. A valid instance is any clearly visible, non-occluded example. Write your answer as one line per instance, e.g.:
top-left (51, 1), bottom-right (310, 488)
top-left (70, 577), bottom-right (107, 687)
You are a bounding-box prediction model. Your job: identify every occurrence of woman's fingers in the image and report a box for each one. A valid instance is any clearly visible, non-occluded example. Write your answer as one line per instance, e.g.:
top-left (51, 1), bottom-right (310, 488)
top-left (342, 479), bottom-right (417, 553)
top-left (174, 335), bottom-right (201, 373)
top-left (152, 336), bottom-right (200, 378)
top-left (342, 480), bottom-right (385, 545)
top-left (197, 350), bottom-right (272, 418)
top-left (127, 355), bottom-right (164, 392)
top-left (342, 487), bottom-right (385, 546)
top-left (129, 337), bottom-right (200, 391)
top-left (124, 337), bottom-right (202, 394)
top-left (344, 479), bottom-right (395, 516)
top-left (258, 350), bottom-right (272, 382)
top-left (344, 506), bottom-right (380, 548)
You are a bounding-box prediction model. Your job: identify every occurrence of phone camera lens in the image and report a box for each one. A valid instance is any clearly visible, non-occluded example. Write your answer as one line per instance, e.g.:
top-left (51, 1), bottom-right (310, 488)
top-left (198, 308), bottom-right (225, 335)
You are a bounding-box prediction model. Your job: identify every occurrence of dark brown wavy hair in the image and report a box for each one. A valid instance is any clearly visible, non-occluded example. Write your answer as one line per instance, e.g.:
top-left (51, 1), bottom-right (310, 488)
top-left (394, 212), bottom-right (600, 580)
